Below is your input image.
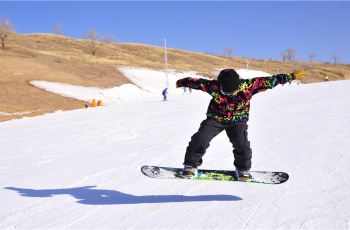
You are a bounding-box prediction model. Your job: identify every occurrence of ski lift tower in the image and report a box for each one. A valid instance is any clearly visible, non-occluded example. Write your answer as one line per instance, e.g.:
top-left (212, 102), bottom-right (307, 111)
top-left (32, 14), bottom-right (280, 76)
top-left (164, 39), bottom-right (169, 88)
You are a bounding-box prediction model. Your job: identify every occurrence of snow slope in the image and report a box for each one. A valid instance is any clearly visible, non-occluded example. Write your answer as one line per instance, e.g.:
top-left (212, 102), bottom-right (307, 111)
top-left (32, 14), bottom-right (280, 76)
top-left (29, 67), bottom-right (271, 104)
top-left (30, 67), bottom-right (208, 104)
top-left (1, 68), bottom-right (350, 229)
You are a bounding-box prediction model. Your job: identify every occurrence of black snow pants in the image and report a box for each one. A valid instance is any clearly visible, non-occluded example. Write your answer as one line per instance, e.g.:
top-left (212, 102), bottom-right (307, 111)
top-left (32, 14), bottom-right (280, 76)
top-left (183, 118), bottom-right (252, 170)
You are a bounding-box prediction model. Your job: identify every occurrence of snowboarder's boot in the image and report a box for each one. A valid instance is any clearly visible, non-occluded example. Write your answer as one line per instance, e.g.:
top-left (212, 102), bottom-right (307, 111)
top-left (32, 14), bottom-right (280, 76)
top-left (182, 165), bottom-right (197, 178)
top-left (235, 169), bottom-right (253, 181)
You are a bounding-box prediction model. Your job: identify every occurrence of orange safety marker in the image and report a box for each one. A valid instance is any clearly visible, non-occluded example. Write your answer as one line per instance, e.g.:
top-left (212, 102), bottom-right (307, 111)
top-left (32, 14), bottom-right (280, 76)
top-left (91, 99), bottom-right (97, 107)
top-left (97, 100), bottom-right (103, 106)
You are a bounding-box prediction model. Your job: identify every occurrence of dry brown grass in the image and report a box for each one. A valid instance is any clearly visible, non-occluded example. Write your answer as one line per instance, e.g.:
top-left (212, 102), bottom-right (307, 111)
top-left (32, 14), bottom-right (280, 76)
top-left (1, 32), bottom-right (349, 122)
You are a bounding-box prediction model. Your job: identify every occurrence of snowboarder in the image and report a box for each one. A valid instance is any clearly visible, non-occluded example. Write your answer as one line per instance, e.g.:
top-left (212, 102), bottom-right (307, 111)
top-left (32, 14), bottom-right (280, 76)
top-left (162, 88), bottom-right (168, 101)
top-left (176, 69), bottom-right (307, 181)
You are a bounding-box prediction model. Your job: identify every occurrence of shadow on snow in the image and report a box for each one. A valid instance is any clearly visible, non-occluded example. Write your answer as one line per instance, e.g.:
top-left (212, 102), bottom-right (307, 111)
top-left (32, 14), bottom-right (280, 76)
top-left (5, 186), bottom-right (242, 205)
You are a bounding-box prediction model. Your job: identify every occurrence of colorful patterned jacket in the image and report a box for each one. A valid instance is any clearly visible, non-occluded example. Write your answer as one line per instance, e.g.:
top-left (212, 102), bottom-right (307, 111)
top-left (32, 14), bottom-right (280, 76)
top-left (176, 74), bottom-right (295, 124)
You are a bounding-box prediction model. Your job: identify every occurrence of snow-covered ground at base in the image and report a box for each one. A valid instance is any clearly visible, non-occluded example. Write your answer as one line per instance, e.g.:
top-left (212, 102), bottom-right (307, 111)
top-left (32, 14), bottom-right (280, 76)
top-left (0, 111), bottom-right (32, 116)
top-left (30, 81), bottom-right (152, 104)
top-left (1, 67), bottom-right (350, 229)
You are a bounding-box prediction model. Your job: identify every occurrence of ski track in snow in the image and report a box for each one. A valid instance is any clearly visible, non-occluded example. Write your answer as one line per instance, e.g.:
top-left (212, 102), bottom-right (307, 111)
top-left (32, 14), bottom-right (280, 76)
top-left (240, 201), bottom-right (263, 229)
top-left (1, 67), bottom-right (350, 229)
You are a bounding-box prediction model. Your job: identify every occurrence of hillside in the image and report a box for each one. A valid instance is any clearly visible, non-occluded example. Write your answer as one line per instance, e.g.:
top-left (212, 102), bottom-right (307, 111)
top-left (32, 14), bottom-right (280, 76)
top-left (1, 32), bottom-right (350, 122)
top-left (1, 68), bottom-right (350, 229)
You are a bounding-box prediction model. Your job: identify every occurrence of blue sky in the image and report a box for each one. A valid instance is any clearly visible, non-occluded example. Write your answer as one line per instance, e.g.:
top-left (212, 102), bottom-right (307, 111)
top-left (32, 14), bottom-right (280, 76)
top-left (1, 1), bottom-right (350, 63)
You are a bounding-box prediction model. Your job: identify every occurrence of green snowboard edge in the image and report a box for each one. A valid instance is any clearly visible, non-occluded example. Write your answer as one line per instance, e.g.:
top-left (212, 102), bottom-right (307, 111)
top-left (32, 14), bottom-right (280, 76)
top-left (141, 166), bottom-right (289, 184)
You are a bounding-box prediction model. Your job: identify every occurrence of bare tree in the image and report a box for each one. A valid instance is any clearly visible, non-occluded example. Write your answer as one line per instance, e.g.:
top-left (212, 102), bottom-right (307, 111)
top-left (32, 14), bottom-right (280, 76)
top-left (331, 55), bottom-right (339, 65)
top-left (281, 50), bottom-right (289, 61)
top-left (224, 48), bottom-right (234, 57)
top-left (53, 22), bottom-right (62, 35)
top-left (0, 17), bottom-right (13, 50)
top-left (284, 48), bottom-right (296, 61)
top-left (99, 34), bottom-right (117, 43)
top-left (308, 53), bottom-right (317, 62)
top-left (83, 28), bottom-right (99, 56)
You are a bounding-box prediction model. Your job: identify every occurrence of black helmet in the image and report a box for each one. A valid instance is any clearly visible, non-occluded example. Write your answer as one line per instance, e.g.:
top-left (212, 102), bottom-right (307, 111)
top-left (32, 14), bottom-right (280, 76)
top-left (217, 69), bottom-right (240, 95)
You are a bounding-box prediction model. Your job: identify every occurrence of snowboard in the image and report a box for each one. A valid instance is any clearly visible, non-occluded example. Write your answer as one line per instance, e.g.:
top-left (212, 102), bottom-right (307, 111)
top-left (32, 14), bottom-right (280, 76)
top-left (141, 166), bottom-right (289, 184)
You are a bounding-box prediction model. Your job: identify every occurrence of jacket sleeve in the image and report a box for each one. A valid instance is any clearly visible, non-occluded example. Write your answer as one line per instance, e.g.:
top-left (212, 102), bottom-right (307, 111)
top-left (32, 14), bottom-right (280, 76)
top-left (248, 74), bottom-right (295, 95)
top-left (176, 77), bottom-right (215, 94)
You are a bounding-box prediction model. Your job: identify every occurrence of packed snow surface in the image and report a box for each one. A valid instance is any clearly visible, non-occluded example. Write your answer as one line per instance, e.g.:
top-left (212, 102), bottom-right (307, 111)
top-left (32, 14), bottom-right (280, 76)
top-left (1, 67), bottom-right (350, 229)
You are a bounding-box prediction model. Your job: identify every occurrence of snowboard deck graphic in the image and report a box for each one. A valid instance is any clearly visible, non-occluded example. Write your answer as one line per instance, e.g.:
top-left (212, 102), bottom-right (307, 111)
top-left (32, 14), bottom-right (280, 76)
top-left (141, 166), bottom-right (289, 184)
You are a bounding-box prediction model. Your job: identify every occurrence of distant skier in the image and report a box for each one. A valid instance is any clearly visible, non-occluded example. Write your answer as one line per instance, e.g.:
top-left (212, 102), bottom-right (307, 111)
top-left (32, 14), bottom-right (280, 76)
top-left (320, 72), bottom-right (329, 82)
top-left (176, 69), bottom-right (307, 181)
top-left (324, 75), bottom-right (329, 82)
top-left (182, 87), bottom-right (187, 94)
top-left (162, 88), bottom-right (168, 101)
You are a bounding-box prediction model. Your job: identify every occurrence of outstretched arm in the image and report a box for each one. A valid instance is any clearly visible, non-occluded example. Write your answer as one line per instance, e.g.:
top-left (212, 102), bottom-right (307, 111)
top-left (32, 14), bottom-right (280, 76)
top-left (176, 77), bottom-right (215, 94)
top-left (248, 74), bottom-right (294, 95)
top-left (247, 71), bottom-right (308, 95)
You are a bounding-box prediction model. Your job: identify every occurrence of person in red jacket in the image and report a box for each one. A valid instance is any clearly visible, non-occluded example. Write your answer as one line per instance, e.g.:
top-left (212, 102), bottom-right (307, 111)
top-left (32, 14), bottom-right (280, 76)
top-left (176, 69), bottom-right (307, 181)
